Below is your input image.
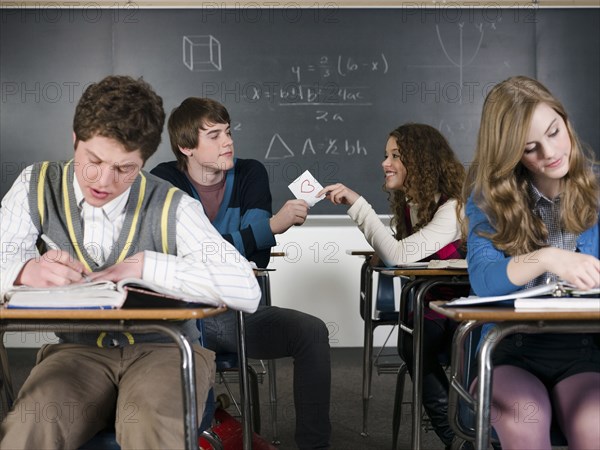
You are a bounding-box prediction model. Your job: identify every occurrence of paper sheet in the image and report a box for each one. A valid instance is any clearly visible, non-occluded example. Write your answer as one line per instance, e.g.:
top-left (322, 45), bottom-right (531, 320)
top-left (287, 170), bottom-right (325, 207)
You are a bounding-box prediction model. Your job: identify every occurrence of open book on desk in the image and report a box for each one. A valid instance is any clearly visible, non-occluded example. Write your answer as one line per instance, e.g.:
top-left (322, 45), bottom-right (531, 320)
top-left (2, 278), bottom-right (218, 310)
top-left (445, 282), bottom-right (600, 310)
top-left (377, 259), bottom-right (468, 274)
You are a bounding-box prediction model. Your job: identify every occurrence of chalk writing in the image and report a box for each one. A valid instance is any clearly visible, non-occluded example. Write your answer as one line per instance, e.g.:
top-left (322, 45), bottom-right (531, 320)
top-left (265, 134), bottom-right (368, 160)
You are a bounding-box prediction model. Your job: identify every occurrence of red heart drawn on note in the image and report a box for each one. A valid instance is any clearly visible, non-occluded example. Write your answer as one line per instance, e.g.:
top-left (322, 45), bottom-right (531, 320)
top-left (301, 180), bottom-right (315, 193)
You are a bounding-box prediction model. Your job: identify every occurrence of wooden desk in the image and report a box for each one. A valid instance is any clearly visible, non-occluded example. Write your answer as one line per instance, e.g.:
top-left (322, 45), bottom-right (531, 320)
top-left (0, 306), bottom-right (237, 450)
top-left (430, 301), bottom-right (600, 450)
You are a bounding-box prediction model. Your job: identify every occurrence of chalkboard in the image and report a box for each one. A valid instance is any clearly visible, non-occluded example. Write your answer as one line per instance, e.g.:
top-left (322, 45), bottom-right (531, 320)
top-left (1, 8), bottom-right (598, 215)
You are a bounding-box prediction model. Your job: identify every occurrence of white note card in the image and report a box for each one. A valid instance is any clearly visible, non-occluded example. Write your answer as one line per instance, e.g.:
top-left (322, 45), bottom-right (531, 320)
top-left (288, 170), bottom-right (324, 207)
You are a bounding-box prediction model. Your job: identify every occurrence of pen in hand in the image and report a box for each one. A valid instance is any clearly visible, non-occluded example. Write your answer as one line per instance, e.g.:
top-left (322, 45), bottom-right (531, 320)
top-left (40, 234), bottom-right (92, 283)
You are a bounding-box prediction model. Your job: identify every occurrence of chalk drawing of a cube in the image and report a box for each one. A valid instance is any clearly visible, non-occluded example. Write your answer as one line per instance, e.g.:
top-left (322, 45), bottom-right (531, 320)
top-left (183, 35), bottom-right (222, 72)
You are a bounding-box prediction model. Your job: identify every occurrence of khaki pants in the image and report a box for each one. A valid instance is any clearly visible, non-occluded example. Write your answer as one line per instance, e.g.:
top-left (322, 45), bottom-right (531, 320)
top-left (0, 342), bottom-right (215, 450)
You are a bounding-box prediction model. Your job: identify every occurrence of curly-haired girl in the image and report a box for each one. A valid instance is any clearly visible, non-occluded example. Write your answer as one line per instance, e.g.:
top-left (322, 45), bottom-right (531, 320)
top-left (319, 123), bottom-right (467, 449)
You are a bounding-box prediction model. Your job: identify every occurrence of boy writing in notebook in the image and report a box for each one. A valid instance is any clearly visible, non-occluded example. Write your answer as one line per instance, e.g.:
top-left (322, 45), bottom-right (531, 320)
top-left (0, 75), bottom-right (261, 449)
top-left (151, 97), bottom-right (332, 450)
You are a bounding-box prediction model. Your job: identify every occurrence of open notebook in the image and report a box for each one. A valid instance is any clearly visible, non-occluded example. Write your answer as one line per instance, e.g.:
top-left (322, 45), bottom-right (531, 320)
top-left (2, 278), bottom-right (218, 309)
top-left (445, 282), bottom-right (600, 310)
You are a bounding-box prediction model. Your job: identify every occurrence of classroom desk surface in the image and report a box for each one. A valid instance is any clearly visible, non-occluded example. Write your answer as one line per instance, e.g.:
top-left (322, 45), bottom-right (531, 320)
top-left (0, 306), bottom-right (228, 450)
top-left (383, 268), bottom-right (468, 277)
top-left (0, 306), bottom-right (225, 320)
top-left (430, 301), bottom-right (600, 450)
top-left (429, 302), bottom-right (600, 321)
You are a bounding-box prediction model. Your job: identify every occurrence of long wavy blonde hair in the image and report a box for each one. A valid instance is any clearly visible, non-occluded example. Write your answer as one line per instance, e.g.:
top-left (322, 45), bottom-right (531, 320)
top-left (463, 76), bottom-right (599, 255)
top-left (387, 123), bottom-right (465, 240)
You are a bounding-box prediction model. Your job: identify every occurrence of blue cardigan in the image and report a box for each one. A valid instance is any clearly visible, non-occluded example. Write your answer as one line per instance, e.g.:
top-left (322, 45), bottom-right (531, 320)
top-left (466, 194), bottom-right (600, 297)
top-left (151, 158), bottom-right (276, 268)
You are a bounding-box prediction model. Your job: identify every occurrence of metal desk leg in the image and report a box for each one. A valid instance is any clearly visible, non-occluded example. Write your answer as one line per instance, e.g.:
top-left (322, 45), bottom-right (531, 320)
top-left (475, 325), bottom-right (499, 450)
top-left (171, 328), bottom-right (199, 450)
top-left (410, 279), bottom-right (427, 450)
top-left (361, 264), bottom-right (374, 437)
top-left (236, 311), bottom-right (253, 450)
top-left (267, 359), bottom-right (279, 444)
top-left (410, 278), bottom-right (469, 450)
top-left (261, 271), bottom-right (280, 444)
top-left (0, 333), bottom-right (15, 420)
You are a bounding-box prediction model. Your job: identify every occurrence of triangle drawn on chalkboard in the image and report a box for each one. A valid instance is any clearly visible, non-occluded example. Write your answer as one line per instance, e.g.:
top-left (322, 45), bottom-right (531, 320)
top-left (265, 133), bottom-right (294, 160)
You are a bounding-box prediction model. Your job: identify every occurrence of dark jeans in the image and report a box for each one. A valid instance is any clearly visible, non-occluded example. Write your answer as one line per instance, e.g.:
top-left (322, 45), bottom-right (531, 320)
top-left (202, 305), bottom-right (332, 450)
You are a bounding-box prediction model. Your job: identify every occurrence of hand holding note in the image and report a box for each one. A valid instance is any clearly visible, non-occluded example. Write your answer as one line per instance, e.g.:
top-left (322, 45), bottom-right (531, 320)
top-left (317, 183), bottom-right (360, 207)
top-left (270, 199), bottom-right (309, 234)
top-left (288, 170), bottom-right (325, 208)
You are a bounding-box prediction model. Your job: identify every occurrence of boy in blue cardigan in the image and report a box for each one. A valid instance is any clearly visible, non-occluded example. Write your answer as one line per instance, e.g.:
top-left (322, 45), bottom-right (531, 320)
top-left (151, 97), bottom-right (331, 450)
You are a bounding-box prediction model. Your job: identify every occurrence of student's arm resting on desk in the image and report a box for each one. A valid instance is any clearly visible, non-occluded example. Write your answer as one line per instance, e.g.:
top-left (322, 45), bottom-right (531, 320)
top-left (347, 196), bottom-right (462, 266)
top-left (466, 196), bottom-right (600, 296)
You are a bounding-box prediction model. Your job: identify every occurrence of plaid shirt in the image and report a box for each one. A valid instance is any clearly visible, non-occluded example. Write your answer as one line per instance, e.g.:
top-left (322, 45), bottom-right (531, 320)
top-left (526, 182), bottom-right (578, 289)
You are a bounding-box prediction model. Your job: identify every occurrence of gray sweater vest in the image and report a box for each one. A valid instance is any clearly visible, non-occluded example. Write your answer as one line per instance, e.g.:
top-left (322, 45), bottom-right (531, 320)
top-left (28, 160), bottom-right (200, 346)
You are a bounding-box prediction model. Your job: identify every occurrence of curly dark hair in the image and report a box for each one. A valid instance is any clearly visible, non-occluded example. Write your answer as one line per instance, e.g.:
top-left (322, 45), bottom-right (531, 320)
top-left (73, 75), bottom-right (165, 162)
top-left (387, 123), bottom-right (465, 240)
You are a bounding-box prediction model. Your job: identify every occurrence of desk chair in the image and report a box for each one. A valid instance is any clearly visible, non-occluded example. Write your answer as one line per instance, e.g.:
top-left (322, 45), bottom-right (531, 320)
top-left (392, 278), bottom-right (471, 450)
top-left (448, 322), bottom-right (567, 450)
top-left (359, 258), bottom-right (404, 436)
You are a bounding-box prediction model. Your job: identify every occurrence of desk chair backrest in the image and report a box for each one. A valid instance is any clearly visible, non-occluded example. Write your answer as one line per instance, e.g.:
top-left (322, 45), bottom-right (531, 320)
top-left (375, 273), bottom-right (399, 320)
top-left (359, 266), bottom-right (400, 322)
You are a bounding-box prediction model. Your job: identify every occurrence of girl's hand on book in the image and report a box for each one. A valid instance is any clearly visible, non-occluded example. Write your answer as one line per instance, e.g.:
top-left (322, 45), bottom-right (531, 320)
top-left (87, 252), bottom-right (145, 282)
top-left (16, 249), bottom-right (88, 287)
top-left (544, 249), bottom-right (600, 290)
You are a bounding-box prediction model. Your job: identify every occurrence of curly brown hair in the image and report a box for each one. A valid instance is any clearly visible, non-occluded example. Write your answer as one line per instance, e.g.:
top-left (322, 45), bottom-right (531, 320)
top-left (387, 124), bottom-right (465, 240)
top-left (73, 75), bottom-right (165, 162)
